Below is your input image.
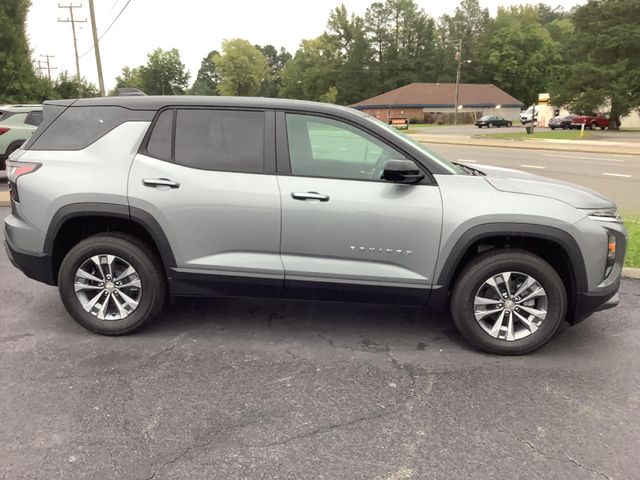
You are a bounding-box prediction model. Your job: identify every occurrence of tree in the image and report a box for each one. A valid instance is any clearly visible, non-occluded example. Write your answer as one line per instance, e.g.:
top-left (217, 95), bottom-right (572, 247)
top-left (436, 0), bottom-right (493, 84)
top-left (112, 49), bottom-right (189, 96)
top-left (138, 48), bottom-right (190, 95)
top-left (190, 50), bottom-right (220, 96)
top-left (486, 5), bottom-right (561, 106)
top-left (54, 71), bottom-right (99, 98)
top-left (550, 0), bottom-right (640, 128)
top-left (364, 0), bottom-right (437, 93)
top-left (255, 44), bottom-right (291, 97)
top-left (278, 35), bottom-right (339, 101)
top-left (214, 39), bottom-right (270, 96)
top-left (326, 5), bottom-right (374, 104)
top-left (0, 0), bottom-right (39, 103)
top-left (111, 66), bottom-right (144, 95)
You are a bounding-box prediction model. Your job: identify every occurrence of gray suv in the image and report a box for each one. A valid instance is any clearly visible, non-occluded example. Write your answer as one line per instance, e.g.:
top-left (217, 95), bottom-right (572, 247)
top-left (3, 96), bottom-right (627, 354)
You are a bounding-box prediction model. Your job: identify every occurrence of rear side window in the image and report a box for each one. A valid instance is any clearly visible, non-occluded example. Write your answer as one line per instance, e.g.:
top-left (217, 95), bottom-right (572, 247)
top-left (146, 110), bottom-right (173, 161)
top-left (174, 109), bottom-right (264, 173)
top-left (25, 111), bottom-right (43, 126)
top-left (30, 106), bottom-right (152, 151)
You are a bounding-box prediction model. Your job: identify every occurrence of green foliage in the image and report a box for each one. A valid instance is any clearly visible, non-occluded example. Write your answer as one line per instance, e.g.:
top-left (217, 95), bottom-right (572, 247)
top-left (279, 36), bottom-right (339, 101)
top-left (190, 50), bottom-right (220, 96)
top-left (214, 39), bottom-right (270, 96)
top-left (0, 0), bottom-right (39, 103)
top-left (112, 49), bottom-right (190, 96)
top-left (486, 5), bottom-right (562, 106)
top-left (255, 44), bottom-right (291, 97)
top-left (54, 71), bottom-right (99, 99)
top-left (549, 0), bottom-right (640, 129)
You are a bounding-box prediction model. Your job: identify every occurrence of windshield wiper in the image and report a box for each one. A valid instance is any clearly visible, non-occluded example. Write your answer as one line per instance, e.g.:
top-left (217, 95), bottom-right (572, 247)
top-left (452, 161), bottom-right (485, 176)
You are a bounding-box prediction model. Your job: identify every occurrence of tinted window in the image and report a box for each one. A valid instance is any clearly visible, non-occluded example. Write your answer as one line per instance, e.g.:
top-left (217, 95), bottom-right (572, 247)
top-left (146, 110), bottom-right (173, 161)
top-left (25, 111), bottom-right (43, 126)
top-left (30, 106), bottom-right (153, 150)
top-left (286, 114), bottom-right (405, 181)
top-left (174, 109), bottom-right (264, 173)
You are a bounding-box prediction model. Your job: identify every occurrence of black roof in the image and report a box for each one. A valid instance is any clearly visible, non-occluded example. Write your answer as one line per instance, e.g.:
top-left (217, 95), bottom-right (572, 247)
top-left (46, 95), bottom-right (361, 117)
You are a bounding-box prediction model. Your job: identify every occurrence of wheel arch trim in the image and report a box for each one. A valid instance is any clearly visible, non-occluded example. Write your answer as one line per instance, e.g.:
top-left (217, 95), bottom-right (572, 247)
top-left (435, 223), bottom-right (588, 293)
top-left (43, 202), bottom-right (177, 271)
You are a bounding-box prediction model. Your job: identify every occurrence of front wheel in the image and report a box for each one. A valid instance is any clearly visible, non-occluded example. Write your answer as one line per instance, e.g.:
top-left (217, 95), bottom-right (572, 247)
top-left (58, 233), bottom-right (166, 335)
top-left (450, 249), bottom-right (566, 355)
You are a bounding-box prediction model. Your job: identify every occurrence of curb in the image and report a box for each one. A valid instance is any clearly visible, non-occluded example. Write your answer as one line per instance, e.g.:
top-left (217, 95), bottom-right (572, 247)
top-left (623, 268), bottom-right (640, 280)
top-left (0, 191), bottom-right (9, 207)
top-left (410, 134), bottom-right (640, 156)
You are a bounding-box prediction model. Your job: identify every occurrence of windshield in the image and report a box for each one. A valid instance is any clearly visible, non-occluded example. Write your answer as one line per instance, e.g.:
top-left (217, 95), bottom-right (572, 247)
top-left (479, 115), bottom-right (491, 120)
top-left (362, 115), bottom-right (462, 174)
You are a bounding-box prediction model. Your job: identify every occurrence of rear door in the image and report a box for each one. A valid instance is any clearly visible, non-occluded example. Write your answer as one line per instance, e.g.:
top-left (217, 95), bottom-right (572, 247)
top-left (276, 112), bottom-right (443, 303)
top-left (128, 107), bottom-right (283, 296)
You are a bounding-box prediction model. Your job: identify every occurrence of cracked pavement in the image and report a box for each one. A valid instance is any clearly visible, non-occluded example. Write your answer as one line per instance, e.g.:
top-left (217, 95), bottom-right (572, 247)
top-left (1, 216), bottom-right (640, 479)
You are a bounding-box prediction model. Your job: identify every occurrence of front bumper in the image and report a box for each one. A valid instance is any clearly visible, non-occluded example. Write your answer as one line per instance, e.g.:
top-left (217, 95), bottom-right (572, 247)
top-left (4, 238), bottom-right (55, 285)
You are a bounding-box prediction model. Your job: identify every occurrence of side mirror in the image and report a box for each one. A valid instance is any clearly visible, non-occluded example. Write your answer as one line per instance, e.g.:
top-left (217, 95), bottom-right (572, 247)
top-left (381, 159), bottom-right (425, 184)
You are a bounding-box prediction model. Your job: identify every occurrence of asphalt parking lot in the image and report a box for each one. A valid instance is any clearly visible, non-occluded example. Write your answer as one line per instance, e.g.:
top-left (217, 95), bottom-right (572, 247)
top-left (2, 207), bottom-right (640, 480)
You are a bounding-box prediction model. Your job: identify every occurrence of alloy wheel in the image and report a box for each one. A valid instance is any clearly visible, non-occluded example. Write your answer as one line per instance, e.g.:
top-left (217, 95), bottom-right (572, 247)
top-left (473, 271), bottom-right (548, 341)
top-left (74, 254), bottom-right (142, 321)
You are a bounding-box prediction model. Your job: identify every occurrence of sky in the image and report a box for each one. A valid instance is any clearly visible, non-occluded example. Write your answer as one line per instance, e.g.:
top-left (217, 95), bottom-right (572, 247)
top-left (26, 0), bottom-right (585, 91)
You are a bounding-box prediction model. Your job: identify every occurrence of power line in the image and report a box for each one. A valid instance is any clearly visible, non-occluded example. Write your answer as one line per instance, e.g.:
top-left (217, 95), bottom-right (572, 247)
top-left (79, 0), bottom-right (132, 58)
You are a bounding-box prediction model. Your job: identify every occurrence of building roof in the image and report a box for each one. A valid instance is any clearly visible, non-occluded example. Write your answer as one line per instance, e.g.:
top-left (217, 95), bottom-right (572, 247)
top-left (351, 83), bottom-right (523, 110)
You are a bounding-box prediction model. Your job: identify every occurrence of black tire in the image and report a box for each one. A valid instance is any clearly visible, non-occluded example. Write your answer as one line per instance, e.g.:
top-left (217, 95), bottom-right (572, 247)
top-left (590, 121), bottom-right (597, 130)
top-left (2, 141), bottom-right (24, 170)
top-left (58, 233), bottom-right (166, 335)
top-left (550, 126), bottom-right (556, 130)
top-left (450, 249), bottom-right (567, 355)
top-left (507, 122), bottom-right (512, 127)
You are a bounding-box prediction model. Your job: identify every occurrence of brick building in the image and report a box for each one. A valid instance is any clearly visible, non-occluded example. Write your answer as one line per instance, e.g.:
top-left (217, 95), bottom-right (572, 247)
top-left (351, 83), bottom-right (524, 124)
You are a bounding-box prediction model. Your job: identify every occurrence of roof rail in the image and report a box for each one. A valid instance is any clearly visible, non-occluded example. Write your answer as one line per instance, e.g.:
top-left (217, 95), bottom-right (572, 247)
top-left (118, 88), bottom-right (146, 97)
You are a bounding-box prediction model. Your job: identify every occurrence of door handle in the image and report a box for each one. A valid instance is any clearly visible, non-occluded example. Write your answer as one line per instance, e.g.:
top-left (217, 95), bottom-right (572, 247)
top-left (291, 191), bottom-right (330, 202)
top-left (143, 178), bottom-right (180, 189)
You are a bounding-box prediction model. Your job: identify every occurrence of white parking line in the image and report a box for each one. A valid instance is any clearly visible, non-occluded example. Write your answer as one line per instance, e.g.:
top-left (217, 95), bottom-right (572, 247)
top-left (457, 158), bottom-right (477, 163)
top-left (543, 154), bottom-right (624, 162)
top-left (520, 164), bottom-right (546, 169)
top-left (602, 172), bottom-right (632, 178)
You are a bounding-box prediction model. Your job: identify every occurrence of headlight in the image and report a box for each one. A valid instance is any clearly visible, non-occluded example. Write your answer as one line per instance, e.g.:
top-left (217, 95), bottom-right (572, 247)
top-left (580, 208), bottom-right (622, 223)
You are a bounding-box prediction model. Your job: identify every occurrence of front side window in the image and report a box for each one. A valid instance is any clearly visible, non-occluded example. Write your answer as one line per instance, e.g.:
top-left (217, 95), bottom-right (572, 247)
top-left (286, 114), bottom-right (405, 181)
top-left (174, 109), bottom-right (264, 173)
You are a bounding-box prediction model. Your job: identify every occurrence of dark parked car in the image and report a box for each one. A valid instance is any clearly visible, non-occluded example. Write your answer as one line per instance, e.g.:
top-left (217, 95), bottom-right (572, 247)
top-left (475, 115), bottom-right (512, 128)
top-left (549, 115), bottom-right (573, 130)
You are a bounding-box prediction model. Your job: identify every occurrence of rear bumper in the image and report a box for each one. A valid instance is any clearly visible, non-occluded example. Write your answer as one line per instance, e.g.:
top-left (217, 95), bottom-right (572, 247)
top-left (4, 238), bottom-right (55, 285)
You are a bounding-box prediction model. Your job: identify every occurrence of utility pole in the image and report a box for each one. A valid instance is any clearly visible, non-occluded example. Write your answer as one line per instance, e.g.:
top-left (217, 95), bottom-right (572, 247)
top-left (39, 54), bottom-right (58, 80)
top-left (454, 39), bottom-right (462, 126)
top-left (58, 3), bottom-right (87, 97)
top-left (88, 0), bottom-right (105, 96)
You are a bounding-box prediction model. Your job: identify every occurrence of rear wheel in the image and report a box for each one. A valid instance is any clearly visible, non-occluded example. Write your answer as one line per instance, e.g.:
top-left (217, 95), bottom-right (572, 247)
top-left (58, 233), bottom-right (166, 335)
top-left (450, 249), bottom-right (566, 355)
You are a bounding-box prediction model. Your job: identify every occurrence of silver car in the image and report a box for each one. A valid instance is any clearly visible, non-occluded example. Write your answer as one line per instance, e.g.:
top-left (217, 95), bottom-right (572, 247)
top-left (3, 96), bottom-right (627, 354)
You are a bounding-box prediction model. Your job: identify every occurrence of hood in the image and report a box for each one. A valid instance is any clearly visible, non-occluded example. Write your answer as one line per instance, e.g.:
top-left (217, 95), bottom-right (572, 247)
top-left (473, 163), bottom-right (615, 209)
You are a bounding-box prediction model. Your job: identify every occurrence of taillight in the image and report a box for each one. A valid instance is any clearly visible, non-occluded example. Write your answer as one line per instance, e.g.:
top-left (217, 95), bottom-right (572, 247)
top-left (0, 127), bottom-right (10, 135)
top-left (7, 160), bottom-right (41, 203)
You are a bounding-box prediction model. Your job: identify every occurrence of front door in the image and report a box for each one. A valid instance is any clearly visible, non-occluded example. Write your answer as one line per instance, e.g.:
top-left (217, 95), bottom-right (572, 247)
top-left (128, 107), bottom-right (283, 296)
top-left (276, 112), bottom-right (442, 303)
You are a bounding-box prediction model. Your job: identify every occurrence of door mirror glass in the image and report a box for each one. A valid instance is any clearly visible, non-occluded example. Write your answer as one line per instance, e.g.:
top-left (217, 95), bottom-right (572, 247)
top-left (381, 159), bottom-right (425, 184)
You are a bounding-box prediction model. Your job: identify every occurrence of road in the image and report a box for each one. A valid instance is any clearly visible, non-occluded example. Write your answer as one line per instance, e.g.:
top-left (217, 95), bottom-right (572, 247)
top-left (413, 124), bottom-right (640, 142)
top-left (427, 143), bottom-right (640, 210)
top-left (1, 207), bottom-right (639, 479)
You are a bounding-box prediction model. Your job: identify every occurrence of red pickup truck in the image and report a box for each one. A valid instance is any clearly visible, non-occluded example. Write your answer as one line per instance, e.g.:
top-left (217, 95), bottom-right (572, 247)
top-left (571, 114), bottom-right (609, 130)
